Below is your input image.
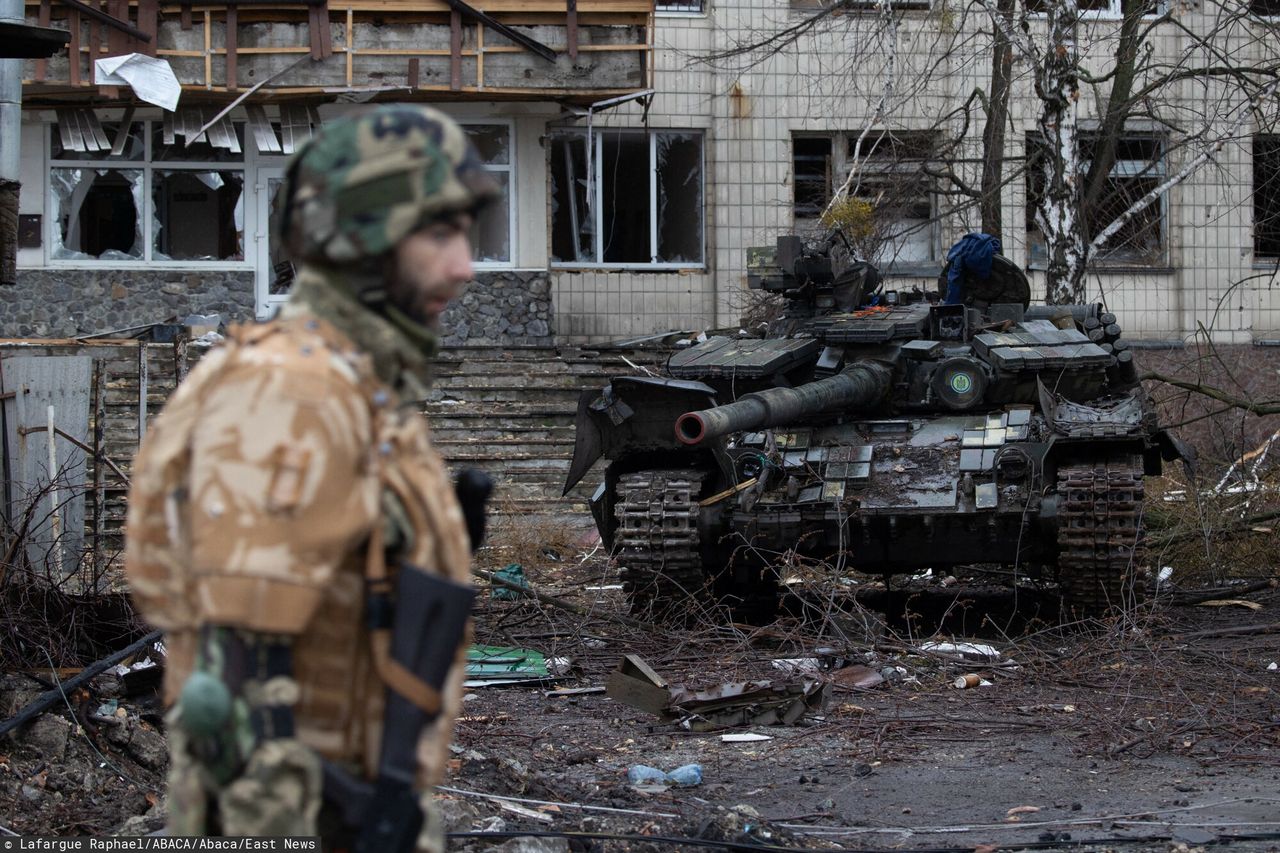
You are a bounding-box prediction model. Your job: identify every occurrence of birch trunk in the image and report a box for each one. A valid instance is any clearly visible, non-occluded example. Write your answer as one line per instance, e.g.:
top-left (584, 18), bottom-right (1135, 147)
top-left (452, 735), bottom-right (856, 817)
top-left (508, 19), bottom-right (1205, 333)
top-left (1034, 0), bottom-right (1087, 304)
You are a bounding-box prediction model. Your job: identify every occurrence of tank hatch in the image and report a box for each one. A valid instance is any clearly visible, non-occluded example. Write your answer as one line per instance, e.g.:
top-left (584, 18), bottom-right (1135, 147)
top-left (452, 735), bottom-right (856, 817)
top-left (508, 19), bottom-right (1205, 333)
top-left (667, 337), bottom-right (821, 380)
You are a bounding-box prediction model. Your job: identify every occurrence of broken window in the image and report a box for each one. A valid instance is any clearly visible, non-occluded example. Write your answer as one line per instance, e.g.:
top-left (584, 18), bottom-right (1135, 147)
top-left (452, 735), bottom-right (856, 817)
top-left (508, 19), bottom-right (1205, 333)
top-left (153, 171), bottom-right (245, 261)
top-left (49, 118), bottom-right (246, 265)
top-left (463, 123), bottom-right (513, 265)
top-left (794, 137), bottom-right (833, 219)
top-left (1025, 131), bottom-right (1167, 266)
top-left (50, 168), bottom-right (144, 260)
top-left (792, 130), bottom-right (939, 269)
top-left (1257, 135), bottom-right (1280, 259)
top-left (550, 129), bottom-right (704, 267)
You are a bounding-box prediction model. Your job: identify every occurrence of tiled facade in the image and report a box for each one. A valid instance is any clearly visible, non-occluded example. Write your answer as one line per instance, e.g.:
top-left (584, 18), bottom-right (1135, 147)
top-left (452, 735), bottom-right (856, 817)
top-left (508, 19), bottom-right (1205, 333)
top-left (549, 1), bottom-right (1278, 344)
top-left (11, 1), bottom-right (1279, 343)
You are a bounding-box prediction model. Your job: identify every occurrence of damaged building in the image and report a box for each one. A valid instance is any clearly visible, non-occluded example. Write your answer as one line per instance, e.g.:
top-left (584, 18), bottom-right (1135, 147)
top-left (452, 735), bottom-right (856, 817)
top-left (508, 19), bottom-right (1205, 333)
top-left (4, 0), bottom-right (1280, 344)
top-left (4, 0), bottom-right (669, 342)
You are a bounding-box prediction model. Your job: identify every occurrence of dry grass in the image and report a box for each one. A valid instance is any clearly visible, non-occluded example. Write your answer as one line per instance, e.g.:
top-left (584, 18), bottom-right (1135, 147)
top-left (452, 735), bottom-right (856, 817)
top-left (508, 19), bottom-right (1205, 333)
top-left (1136, 343), bottom-right (1280, 586)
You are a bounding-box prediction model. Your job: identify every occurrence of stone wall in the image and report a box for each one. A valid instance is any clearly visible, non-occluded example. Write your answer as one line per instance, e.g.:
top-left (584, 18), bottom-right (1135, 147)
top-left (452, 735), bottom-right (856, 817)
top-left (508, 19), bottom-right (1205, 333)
top-left (442, 270), bottom-right (554, 346)
top-left (1, 267), bottom-right (551, 343)
top-left (1, 269), bottom-right (255, 338)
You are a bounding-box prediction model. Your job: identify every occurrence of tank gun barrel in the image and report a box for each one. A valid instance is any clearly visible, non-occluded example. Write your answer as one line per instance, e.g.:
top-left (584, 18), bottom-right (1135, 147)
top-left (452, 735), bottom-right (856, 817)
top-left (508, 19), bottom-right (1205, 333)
top-left (674, 362), bottom-right (891, 446)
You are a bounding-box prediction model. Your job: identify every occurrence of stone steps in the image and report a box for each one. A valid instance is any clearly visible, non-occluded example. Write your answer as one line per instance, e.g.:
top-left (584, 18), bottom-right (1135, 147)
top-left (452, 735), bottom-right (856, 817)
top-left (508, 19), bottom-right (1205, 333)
top-left (427, 346), bottom-right (665, 517)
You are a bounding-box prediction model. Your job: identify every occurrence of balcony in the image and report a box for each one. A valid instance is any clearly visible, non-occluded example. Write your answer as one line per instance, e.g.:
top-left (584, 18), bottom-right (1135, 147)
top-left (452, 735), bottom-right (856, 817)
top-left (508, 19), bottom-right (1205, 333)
top-left (22, 0), bottom-right (654, 103)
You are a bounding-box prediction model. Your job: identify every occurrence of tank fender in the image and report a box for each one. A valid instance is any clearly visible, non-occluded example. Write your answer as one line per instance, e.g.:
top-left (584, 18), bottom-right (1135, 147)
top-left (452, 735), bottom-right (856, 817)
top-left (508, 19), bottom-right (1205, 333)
top-left (563, 376), bottom-right (718, 495)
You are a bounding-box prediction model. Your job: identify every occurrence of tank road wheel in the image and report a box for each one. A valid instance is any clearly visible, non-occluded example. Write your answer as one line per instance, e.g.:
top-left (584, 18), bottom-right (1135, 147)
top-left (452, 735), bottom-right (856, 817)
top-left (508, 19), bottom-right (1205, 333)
top-left (1055, 458), bottom-right (1146, 614)
top-left (614, 469), bottom-right (709, 617)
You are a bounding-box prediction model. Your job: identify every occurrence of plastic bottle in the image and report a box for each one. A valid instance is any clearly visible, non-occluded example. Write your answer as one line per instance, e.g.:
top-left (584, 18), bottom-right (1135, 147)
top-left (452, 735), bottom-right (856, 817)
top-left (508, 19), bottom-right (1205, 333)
top-left (666, 764), bottom-right (703, 787)
top-left (627, 765), bottom-right (668, 785)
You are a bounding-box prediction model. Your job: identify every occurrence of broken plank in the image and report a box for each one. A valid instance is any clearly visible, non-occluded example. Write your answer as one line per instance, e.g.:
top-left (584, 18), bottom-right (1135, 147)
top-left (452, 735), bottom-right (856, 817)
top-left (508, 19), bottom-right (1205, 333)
top-left (0, 631), bottom-right (162, 738)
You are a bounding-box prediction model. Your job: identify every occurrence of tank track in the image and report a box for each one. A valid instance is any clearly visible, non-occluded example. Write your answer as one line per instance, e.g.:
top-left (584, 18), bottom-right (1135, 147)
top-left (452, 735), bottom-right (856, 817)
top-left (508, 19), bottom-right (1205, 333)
top-left (615, 469), bottom-right (708, 615)
top-left (1055, 458), bottom-right (1146, 613)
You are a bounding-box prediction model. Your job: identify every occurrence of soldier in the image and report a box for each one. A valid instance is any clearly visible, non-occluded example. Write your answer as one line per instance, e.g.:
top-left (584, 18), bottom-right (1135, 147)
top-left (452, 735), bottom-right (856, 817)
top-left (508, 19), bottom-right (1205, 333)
top-left (124, 105), bottom-right (497, 851)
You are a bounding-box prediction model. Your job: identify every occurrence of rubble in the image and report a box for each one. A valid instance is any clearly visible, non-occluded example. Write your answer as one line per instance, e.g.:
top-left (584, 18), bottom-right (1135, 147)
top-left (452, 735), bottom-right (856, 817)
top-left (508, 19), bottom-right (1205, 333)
top-left (605, 654), bottom-right (829, 731)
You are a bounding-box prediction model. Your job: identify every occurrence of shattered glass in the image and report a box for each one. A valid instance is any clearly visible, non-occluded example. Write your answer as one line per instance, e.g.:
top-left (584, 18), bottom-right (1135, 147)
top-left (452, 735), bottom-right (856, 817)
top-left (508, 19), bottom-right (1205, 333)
top-left (50, 168), bottom-right (144, 260)
top-left (152, 171), bottom-right (245, 261)
top-left (550, 134), bottom-right (595, 263)
top-left (600, 132), bottom-right (651, 263)
top-left (464, 124), bottom-right (510, 166)
top-left (656, 132), bottom-right (703, 264)
top-left (471, 171), bottom-right (510, 263)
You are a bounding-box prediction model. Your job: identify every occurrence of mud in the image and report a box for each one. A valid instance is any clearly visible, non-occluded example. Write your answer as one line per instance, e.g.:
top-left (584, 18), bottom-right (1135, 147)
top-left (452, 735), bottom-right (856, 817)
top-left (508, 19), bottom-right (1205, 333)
top-left (1, 531), bottom-right (1278, 852)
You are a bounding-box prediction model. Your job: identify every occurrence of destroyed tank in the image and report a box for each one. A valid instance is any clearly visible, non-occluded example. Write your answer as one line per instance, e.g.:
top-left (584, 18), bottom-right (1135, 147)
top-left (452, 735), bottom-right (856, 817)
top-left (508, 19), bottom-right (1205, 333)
top-left (564, 233), bottom-right (1190, 617)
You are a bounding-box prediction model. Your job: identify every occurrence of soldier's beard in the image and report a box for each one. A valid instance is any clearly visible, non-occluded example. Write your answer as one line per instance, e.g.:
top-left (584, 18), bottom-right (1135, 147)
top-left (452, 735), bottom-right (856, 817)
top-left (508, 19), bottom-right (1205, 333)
top-left (384, 251), bottom-right (459, 334)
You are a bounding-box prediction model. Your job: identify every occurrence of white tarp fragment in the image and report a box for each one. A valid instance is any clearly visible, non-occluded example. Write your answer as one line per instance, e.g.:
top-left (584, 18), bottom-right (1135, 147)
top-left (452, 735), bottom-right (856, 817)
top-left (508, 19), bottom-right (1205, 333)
top-left (94, 54), bottom-right (182, 112)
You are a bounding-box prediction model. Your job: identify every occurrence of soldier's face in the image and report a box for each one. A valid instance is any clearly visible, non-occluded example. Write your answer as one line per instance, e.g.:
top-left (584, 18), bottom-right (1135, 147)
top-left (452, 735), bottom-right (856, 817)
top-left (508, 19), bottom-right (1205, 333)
top-left (388, 215), bottom-right (475, 329)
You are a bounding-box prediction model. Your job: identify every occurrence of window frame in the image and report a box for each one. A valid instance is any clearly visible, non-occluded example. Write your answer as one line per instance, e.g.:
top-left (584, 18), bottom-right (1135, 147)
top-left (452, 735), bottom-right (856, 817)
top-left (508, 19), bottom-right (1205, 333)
top-left (1025, 130), bottom-right (1170, 269)
top-left (549, 127), bottom-right (706, 271)
top-left (790, 0), bottom-right (931, 12)
top-left (458, 119), bottom-right (517, 269)
top-left (791, 130), bottom-right (941, 274)
top-left (1022, 0), bottom-right (1168, 20)
top-left (1255, 133), bottom-right (1280, 263)
top-left (655, 0), bottom-right (706, 16)
top-left (45, 120), bottom-right (253, 270)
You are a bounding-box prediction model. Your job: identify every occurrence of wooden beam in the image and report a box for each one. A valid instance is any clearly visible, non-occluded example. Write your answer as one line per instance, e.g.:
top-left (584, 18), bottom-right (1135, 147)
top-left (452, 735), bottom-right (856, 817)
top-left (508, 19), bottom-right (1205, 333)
top-left (137, 0), bottom-right (157, 54)
top-left (344, 5), bottom-right (352, 86)
top-left (68, 11), bottom-right (81, 85)
top-left (180, 2), bottom-right (191, 28)
top-left (306, 1), bottom-right (329, 59)
top-left (448, 8), bottom-right (460, 91)
top-left (106, 0), bottom-right (126, 54)
top-left (225, 5), bottom-right (237, 88)
top-left (86, 0), bottom-right (101, 82)
top-left (406, 56), bottom-right (419, 88)
top-left (442, 0), bottom-right (556, 63)
top-left (34, 0), bottom-right (52, 80)
top-left (566, 0), bottom-right (576, 61)
top-left (203, 9), bottom-right (211, 86)
top-left (55, 0), bottom-right (150, 41)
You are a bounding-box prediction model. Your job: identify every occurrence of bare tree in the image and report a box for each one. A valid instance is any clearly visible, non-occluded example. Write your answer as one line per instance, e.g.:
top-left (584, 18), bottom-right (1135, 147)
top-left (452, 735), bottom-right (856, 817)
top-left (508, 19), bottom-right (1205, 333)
top-left (703, 0), bottom-right (1280, 303)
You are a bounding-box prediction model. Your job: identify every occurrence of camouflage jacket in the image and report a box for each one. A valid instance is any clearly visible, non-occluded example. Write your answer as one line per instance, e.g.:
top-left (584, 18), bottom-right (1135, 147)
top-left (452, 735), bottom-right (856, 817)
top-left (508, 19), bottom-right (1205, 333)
top-left (125, 298), bottom-right (473, 788)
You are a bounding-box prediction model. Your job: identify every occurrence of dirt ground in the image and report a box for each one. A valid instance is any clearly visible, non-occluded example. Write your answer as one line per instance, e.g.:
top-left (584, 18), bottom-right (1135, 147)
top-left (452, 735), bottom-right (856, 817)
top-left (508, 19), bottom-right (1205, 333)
top-left (8, 518), bottom-right (1276, 852)
top-left (438, 523), bottom-right (1280, 853)
top-left (0, 343), bottom-right (1278, 851)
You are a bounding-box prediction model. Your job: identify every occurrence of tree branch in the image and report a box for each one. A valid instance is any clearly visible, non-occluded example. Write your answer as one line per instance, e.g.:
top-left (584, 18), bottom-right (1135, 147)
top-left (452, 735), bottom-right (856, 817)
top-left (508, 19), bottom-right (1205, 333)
top-left (1141, 372), bottom-right (1280, 417)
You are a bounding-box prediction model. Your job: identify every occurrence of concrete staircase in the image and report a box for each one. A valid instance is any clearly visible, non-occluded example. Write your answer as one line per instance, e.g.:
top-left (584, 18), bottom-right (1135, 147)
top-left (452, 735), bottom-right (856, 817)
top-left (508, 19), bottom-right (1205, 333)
top-left (425, 346), bottom-right (667, 518)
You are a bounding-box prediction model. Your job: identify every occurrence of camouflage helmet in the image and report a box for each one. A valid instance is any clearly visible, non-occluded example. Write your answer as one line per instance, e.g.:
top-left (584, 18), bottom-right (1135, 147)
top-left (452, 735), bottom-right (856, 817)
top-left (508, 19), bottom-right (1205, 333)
top-left (278, 104), bottom-right (498, 265)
